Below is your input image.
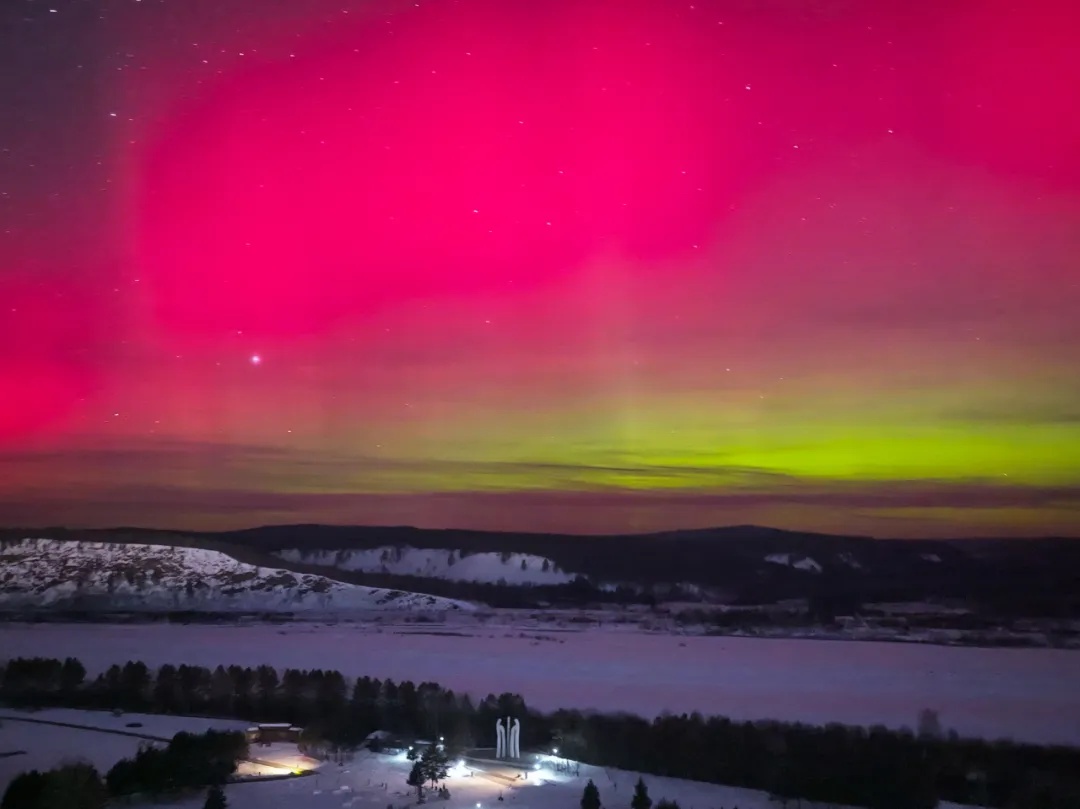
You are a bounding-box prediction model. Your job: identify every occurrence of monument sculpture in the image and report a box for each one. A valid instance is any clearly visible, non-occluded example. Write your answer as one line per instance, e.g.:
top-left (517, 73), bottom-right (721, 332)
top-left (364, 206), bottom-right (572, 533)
top-left (494, 716), bottom-right (522, 759)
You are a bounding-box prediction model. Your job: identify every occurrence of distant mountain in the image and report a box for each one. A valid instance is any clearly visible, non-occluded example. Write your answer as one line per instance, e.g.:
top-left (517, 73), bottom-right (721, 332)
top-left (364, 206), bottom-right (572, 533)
top-left (0, 538), bottom-right (474, 613)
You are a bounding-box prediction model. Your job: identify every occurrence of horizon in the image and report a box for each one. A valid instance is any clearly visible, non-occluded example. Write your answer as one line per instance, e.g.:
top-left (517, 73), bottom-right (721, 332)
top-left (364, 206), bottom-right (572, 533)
top-left (1, 0), bottom-right (1078, 539)
top-left (2, 520), bottom-right (1076, 543)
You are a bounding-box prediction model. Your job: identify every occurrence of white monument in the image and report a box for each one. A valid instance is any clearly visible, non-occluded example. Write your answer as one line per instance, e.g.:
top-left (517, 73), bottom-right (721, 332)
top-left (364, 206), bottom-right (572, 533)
top-left (495, 716), bottom-right (521, 759)
top-left (495, 718), bottom-right (507, 758)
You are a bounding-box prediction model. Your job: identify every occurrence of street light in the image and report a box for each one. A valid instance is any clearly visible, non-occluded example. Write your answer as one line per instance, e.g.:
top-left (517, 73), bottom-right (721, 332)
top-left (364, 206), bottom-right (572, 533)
top-left (552, 747), bottom-right (559, 755)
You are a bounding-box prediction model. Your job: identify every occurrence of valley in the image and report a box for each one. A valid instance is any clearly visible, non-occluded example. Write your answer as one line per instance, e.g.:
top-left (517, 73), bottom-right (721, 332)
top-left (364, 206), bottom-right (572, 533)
top-left (3, 619), bottom-right (1078, 746)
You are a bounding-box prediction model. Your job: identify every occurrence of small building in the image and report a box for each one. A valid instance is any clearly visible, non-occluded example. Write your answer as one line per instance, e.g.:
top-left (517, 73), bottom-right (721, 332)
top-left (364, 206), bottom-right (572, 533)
top-left (246, 723), bottom-right (303, 744)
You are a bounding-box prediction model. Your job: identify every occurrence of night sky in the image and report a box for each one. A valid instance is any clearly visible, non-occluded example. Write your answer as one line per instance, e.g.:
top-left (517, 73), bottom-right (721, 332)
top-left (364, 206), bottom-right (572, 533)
top-left (1, 0), bottom-right (1078, 538)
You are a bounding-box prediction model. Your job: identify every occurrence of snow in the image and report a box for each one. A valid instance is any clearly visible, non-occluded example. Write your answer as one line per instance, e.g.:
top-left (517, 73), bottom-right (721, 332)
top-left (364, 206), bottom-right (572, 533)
top-left (237, 742), bottom-right (320, 776)
top-left (0, 711), bottom-right (977, 809)
top-left (763, 553), bottom-right (822, 573)
top-left (868, 602), bottom-right (970, 616)
top-left (0, 720), bottom-right (144, 791)
top-left (836, 552), bottom-right (863, 569)
top-left (0, 708), bottom-right (251, 793)
top-left (1, 708), bottom-right (251, 738)
top-left (0, 705), bottom-right (984, 809)
top-left (277, 547), bottom-right (576, 586)
top-left (137, 746), bottom-right (977, 809)
top-left (0, 539), bottom-right (474, 613)
top-left (3, 622), bottom-right (1078, 746)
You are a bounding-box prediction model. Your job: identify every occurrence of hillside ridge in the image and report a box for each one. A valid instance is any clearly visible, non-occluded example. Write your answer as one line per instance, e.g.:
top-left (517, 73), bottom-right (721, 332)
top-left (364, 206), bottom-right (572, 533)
top-left (1, 524), bottom-right (1077, 612)
top-left (0, 538), bottom-right (474, 613)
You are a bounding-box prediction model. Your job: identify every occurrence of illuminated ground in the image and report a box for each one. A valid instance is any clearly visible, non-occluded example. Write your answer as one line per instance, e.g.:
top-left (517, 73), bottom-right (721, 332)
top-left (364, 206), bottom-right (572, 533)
top-left (237, 742), bottom-right (322, 777)
top-left (152, 746), bottom-right (978, 809)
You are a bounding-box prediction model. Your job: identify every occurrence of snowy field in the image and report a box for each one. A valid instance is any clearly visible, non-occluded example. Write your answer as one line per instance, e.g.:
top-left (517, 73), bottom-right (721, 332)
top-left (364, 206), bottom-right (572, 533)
top-left (0, 708), bottom-right (251, 793)
top-left (0, 707), bottom-right (251, 737)
top-left (0, 711), bottom-right (977, 809)
top-left (147, 747), bottom-right (976, 809)
top-left (0, 720), bottom-right (144, 792)
top-left (3, 623), bottom-right (1078, 746)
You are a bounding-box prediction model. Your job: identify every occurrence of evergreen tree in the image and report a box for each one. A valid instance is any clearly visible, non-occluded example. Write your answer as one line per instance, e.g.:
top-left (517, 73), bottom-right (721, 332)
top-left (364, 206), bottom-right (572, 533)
top-left (210, 666), bottom-right (234, 714)
top-left (2, 770), bottom-right (46, 809)
top-left (153, 664), bottom-right (179, 712)
top-left (581, 779), bottom-right (601, 809)
top-left (255, 664), bottom-right (279, 705)
top-left (421, 744), bottom-right (450, 788)
top-left (59, 657), bottom-right (86, 693)
top-left (407, 760), bottom-right (426, 801)
top-left (631, 777), bottom-right (652, 809)
top-left (204, 784), bottom-right (228, 809)
top-left (39, 762), bottom-right (107, 809)
top-left (120, 661), bottom-right (151, 710)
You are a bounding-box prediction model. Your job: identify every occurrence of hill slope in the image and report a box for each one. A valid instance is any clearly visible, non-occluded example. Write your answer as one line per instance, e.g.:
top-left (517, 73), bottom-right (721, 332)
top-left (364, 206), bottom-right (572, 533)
top-left (240, 525), bottom-right (1080, 611)
top-left (0, 538), bottom-right (474, 613)
top-left (277, 546), bottom-right (576, 585)
top-left (2, 525), bottom-right (1077, 613)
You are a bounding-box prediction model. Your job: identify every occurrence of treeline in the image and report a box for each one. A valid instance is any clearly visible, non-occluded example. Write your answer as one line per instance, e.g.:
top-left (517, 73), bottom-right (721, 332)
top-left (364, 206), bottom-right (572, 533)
top-left (0, 610), bottom-right (295, 625)
top-left (671, 607), bottom-right (843, 631)
top-left (283, 569), bottom-right (658, 608)
top-left (275, 557), bottom-right (1078, 617)
top-left (105, 729), bottom-right (247, 796)
top-left (1, 729), bottom-right (246, 809)
top-left (4, 656), bottom-right (1080, 808)
top-left (669, 604), bottom-right (1075, 634)
top-left (2, 763), bottom-right (108, 809)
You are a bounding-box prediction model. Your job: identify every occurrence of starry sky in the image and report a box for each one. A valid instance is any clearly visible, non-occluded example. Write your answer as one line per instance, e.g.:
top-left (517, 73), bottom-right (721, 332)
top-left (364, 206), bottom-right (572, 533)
top-left (1, 0), bottom-right (1078, 538)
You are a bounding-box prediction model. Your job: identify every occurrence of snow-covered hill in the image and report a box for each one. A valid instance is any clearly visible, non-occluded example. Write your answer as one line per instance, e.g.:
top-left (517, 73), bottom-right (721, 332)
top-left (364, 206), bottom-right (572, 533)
top-left (0, 539), bottom-right (474, 613)
top-left (764, 552), bottom-right (823, 573)
top-left (276, 546), bottom-right (576, 585)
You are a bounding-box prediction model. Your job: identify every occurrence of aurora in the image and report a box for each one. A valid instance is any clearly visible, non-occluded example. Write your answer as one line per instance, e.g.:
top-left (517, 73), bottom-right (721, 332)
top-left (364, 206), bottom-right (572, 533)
top-left (1, 0), bottom-right (1077, 538)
